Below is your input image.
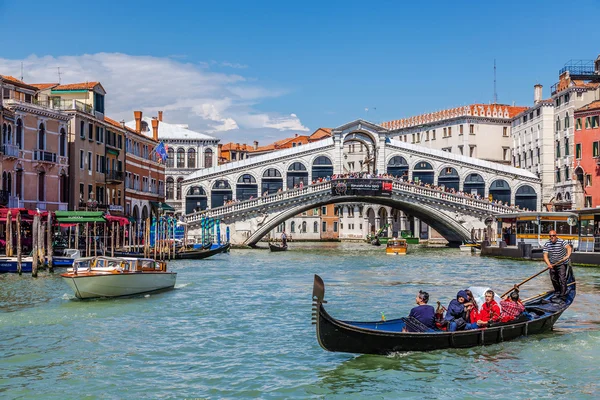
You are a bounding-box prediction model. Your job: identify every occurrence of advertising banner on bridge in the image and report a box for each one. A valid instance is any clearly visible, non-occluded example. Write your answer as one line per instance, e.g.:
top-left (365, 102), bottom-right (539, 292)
top-left (331, 179), bottom-right (393, 196)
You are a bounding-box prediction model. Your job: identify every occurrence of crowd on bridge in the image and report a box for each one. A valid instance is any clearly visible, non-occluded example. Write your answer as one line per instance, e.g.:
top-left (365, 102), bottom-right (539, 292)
top-left (218, 172), bottom-right (531, 212)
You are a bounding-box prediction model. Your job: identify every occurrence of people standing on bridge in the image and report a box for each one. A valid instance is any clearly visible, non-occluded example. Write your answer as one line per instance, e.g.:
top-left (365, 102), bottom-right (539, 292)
top-left (543, 230), bottom-right (572, 302)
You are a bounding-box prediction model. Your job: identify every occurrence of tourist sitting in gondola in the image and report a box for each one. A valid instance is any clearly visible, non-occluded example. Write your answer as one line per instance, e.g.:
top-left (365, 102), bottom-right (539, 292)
top-left (500, 290), bottom-right (525, 323)
top-left (477, 290), bottom-right (501, 327)
top-left (404, 290), bottom-right (436, 332)
top-left (445, 290), bottom-right (469, 331)
top-left (463, 301), bottom-right (480, 330)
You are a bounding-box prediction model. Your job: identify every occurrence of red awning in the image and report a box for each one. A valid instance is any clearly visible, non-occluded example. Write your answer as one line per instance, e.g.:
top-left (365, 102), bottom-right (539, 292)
top-left (105, 215), bottom-right (130, 226)
top-left (59, 223), bottom-right (78, 228)
top-left (0, 207), bottom-right (34, 222)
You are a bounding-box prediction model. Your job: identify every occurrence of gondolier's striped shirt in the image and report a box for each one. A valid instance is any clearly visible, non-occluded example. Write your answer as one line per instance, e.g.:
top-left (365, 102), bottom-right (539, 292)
top-left (543, 238), bottom-right (569, 265)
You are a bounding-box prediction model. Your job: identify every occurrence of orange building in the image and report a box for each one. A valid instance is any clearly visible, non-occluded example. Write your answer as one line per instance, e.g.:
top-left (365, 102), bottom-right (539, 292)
top-left (574, 100), bottom-right (600, 208)
top-left (1, 75), bottom-right (71, 211)
top-left (320, 204), bottom-right (340, 240)
top-left (125, 111), bottom-right (166, 223)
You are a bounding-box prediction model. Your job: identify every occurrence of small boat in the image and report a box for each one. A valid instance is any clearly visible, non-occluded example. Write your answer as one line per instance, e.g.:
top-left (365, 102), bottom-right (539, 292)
top-left (311, 272), bottom-right (576, 355)
top-left (460, 242), bottom-right (481, 252)
top-left (173, 243), bottom-right (231, 259)
top-left (61, 256), bottom-right (177, 299)
top-left (50, 249), bottom-right (81, 268)
top-left (269, 242), bottom-right (288, 252)
top-left (386, 238), bottom-right (407, 255)
top-left (0, 257), bottom-right (34, 273)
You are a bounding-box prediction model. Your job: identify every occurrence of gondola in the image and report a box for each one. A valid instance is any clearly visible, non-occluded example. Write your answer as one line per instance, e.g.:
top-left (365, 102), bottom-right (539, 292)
top-left (269, 242), bottom-right (288, 252)
top-left (173, 243), bottom-right (231, 259)
top-left (311, 270), bottom-right (576, 355)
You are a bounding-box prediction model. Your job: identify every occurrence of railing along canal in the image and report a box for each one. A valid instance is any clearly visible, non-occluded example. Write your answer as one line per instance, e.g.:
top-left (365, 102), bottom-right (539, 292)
top-left (186, 179), bottom-right (516, 223)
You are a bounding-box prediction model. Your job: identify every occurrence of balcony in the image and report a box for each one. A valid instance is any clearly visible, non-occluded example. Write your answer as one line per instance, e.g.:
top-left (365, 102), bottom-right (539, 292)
top-left (33, 149), bottom-right (57, 163)
top-left (34, 96), bottom-right (94, 115)
top-left (8, 196), bottom-right (23, 208)
top-left (105, 169), bottom-right (124, 183)
top-left (0, 144), bottom-right (20, 159)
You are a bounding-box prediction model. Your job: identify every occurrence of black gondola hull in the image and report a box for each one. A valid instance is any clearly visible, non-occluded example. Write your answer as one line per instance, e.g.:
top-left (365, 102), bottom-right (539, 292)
top-left (269, 243), bottom-right (288, 252)
top-left (312, 273), bottom-right (575, 355)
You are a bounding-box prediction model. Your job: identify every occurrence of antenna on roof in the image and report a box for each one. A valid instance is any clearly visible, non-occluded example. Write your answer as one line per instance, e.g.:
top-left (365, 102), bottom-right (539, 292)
top-left (493, 59), bottom-right (498, 104)
top-left (20, 62), bottom-right (24, 81)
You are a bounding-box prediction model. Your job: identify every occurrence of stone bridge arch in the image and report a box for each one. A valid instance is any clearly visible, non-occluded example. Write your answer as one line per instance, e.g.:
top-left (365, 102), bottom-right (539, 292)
top-left (243, 195), bottom-right (474, 247)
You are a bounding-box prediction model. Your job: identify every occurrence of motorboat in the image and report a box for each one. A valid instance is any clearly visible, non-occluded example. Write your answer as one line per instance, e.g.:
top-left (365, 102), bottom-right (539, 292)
top-left (61, 256), bottom-right (177, 299)
top-left (0, 257), bottom-right (34, 273)
top-left (50, 248), bottom-right (81, 268)
top-left (386, 238), bottom-right (407, 255)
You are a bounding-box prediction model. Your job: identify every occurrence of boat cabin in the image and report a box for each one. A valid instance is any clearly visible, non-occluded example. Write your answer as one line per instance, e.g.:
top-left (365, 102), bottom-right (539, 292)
top-left (386, 238), bottom-right (407, 255)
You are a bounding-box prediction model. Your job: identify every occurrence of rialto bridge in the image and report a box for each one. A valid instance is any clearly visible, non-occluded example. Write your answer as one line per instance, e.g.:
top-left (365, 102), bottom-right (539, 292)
top-left (181, 120), bottom-right (541, 246)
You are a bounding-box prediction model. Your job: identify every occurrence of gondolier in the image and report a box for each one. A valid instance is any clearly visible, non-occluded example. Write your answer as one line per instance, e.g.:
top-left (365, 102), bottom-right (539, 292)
top-left (542, 230), bottom-right (572, 302)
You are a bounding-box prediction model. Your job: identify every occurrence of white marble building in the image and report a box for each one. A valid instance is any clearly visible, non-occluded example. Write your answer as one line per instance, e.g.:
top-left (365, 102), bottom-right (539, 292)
top-left (126, 111), bottom-right (219, 216)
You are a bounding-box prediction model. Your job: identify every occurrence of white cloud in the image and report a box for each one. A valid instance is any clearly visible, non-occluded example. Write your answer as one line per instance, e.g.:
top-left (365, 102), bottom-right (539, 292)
top-left (0, 52), bottom-right (310, 143)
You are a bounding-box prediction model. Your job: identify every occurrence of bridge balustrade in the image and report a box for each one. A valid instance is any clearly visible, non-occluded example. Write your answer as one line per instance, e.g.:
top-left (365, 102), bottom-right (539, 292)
top-left (185, 178), bottom-right (518, 223)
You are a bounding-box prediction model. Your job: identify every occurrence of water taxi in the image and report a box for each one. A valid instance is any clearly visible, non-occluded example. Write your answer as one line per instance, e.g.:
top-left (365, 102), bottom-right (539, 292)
top-left (61, 256), bottom-right (177, 299)
top-left (386, 238), bottom-right (407, 255)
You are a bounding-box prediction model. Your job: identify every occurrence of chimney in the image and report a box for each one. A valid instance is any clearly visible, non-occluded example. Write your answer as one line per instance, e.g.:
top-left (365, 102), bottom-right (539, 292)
top-left (151, 118), bottom-right (159, 141)
top-left (236, 142), bottom-right (240, 150)
top-left (295, 133), bottom-right (298, 138)
top-left (133, 111), bottom-right (142, 133)
top-left (534, 84), bottom-right (543, 104)
top-left (158, 110), bottom-right (163, 122)
top-left (253, 140), bottom-right (258, 150)
top-left (217, 143), bottom-right (223, 164)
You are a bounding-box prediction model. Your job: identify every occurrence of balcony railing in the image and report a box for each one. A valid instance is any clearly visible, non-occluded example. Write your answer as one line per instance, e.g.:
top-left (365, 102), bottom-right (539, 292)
top-left (34, 97), bottom-right (94, 115)
top-left (33, 149), bottom-right (57, 163)
top-left (0, 144), bottom-right (20, 158)
top-left (105, 169), bottom-right (124, 183)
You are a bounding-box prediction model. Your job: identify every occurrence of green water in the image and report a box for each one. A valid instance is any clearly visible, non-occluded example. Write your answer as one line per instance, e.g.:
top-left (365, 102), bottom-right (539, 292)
top-left (1, 243), bottom-right (599, 399)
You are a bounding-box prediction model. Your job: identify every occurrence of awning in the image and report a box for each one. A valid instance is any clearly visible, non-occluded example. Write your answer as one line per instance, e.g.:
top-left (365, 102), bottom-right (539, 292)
top-left (0, 208), bottom-right (33, 222)
top-left (54, 211), bottom-right (106, 223)
top-left (150, 201), bottom-right (175, 213)
top-left (105, 215), bottom-right (130, 226)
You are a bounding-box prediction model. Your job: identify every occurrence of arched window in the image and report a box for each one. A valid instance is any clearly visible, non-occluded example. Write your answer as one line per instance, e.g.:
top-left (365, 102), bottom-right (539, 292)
top-left (38, 172), bottom-right (45, 201)
top-left (515, 185), bottom-right (537, 210)
top-left (187, 148), bottom-right (196, 169)
top-left (314, 221), bottom-right (318, 233)
top-left (204, 148), bottom-right (213, 168)
top-left (291, 221), bottom-right (296, 233)
top-left (166, 177), bottom-right (174, 200)
top-left (38, 123), bottom-right (45, 150)
top-left (564, 113), bottom-right (570, 129)
top-left (7, 124), bottom-right (11, 144)
top-left (302, 221), bottom-right (307, 233)
top-left (437, 167), bottom-right (460, 191)
top-left (16, 119), bottom-right (23, 149)
top-left (176, 177), bottom-right (184, 200)
top-left (463, 173), bottom-right (485, 196)
top-left (489, 179), bottom-right (511, 204)
top-left (287, 162), bottom-right (308, 188)
top-left (262, 168), bottom-right (283, 195)
top-left (177, 148), bottom-right (185, 168)
top-left (59, 128), bottom-right (66, 157)
top-left (167, 148), bottom-right (175, 168)
top-left (412, 161), bottom-right (434, 185)
top-left (312, 156), bottom-right (333, 180)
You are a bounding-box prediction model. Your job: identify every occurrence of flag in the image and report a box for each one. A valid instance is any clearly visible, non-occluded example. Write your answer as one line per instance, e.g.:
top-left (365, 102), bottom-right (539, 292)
top-left (155, 141), bottom-right (168, 162)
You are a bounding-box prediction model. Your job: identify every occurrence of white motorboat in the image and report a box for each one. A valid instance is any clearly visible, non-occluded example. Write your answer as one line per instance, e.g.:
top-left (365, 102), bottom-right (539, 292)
top-left (61, 256), bottom-right (177, 299)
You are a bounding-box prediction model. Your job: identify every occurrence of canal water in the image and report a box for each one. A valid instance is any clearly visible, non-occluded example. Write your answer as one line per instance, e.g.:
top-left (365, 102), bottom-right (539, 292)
top-left (1, 243), bottom-right (599, 399)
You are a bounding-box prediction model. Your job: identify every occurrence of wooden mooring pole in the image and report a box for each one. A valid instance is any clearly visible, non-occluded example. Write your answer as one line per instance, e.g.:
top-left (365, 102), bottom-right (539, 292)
top-left (16, 212), bottom-right (22, 275)
top-left (47, 212), bottom-right (53, 273)
top-left (32, 214), bottom-right (39, 277)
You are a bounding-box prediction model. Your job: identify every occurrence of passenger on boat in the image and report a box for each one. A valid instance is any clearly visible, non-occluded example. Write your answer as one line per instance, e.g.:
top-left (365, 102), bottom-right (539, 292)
top-left (407, 290), bottom-right (436, 330)
top-left (445, 290), bottom-right (469, 331)
top-left (463, 290), bottom-right (480, 330)
top-left (477, 290), bottom-right (501, 327)
top-left (499, 291), bottom-right (525, 323)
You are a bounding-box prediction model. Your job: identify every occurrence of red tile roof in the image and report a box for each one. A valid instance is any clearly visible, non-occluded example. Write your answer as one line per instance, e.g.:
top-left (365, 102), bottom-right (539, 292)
top-left (53, 82), bottom-right (100, 91)
top-left (0, 75), bottom-right (38, 90)
top-left (576, 100), bottom-right (600, 113)
top-left (30, 83), bottom-right (59, 90)
top-left (381, 104), bottom-right (528, 130)
top-left (309, 127), bottom-right (332, 141)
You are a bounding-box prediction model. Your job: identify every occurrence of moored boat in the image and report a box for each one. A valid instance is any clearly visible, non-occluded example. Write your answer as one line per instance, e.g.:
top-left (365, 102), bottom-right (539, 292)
top-left (269, 242), bottom-right (288, 252)
top-left (386, 238), bottom-right (407, 255)
top-left (311, 271), bottom-right (576, 355)
top-left (0, 257), bottom-right (34, 273)
top-left (50, 249), bottom-right (81, 268)
top-left (61, 256), bottom-right (177, 299)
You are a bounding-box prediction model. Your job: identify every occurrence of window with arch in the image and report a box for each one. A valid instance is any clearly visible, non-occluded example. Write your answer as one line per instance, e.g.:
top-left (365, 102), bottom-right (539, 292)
top-left (166, 148), bottom-right (175, 168)
top-left (38, 123), bottom-right (45, 150)
top-left (302, 221), bottom-right (307, 233)
top-left (177, 148), bottom-right (185, 168)
top-left (176, 177), bottom-right (184, 200)
top-left (187, 148), bottom-right (196, 169)
top-left (314, 221), bottom-right (318, 233)
top-left (204, 148), bottom-right (213, 168)
top-left (166, 177), bottom-right (174, 200)
top-left (564, 113), bottom-right (570, 129)
top-left (60, 128), bottom-right (67, 157)
top-left (291, 221), bottom-right (296, 233)
top-left (16, 119), bottom-right (22, 149)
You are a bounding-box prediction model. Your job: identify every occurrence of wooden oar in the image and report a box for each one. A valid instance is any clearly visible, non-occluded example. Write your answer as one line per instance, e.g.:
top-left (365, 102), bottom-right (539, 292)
top-left (501, 265), bottom-right (551, 298)
top-left (522, 281), bottom-right (576, 303)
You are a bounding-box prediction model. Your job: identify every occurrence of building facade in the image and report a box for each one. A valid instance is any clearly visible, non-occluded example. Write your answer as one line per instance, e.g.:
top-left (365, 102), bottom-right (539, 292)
top-left (32, 81), bottom-right (127, 214)
top-left (549, 59), bottom-right (600, 210)
top-left (511, 85), bottom-right (556, 207)
top-left (1, 75), bottom-right (71, 211)
top-left (382, 104), bottom-right (528, 164)
top-left (124, 112), bottom-right (166, 224)
top-left (126, 112), bottom-right (218, 216)
top-left (574, 100), bottom-right (600, 208)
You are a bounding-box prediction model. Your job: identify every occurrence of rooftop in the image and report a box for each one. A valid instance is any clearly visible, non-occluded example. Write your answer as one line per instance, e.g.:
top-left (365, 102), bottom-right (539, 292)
top-left (381, 104), bottom-right (528, 130)
top-left (125, 116), bottom-right (218, 141)
top-left (52, 82), bottom-right (102, 91)
top-left (576, 100), bottom-right (600, 113)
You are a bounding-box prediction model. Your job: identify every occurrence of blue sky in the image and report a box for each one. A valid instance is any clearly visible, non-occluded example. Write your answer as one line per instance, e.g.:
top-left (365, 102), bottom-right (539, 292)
top-left (1, 0), bottom-right (599, 144)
